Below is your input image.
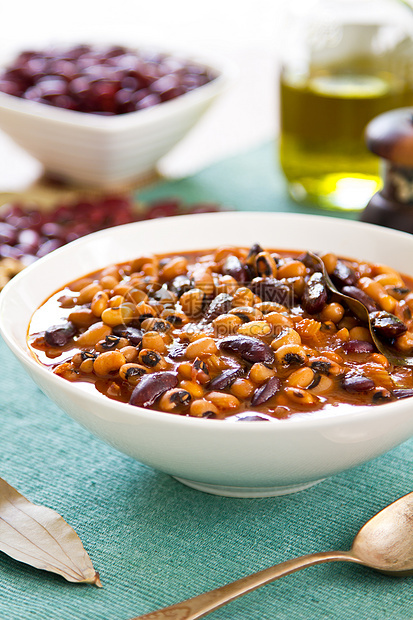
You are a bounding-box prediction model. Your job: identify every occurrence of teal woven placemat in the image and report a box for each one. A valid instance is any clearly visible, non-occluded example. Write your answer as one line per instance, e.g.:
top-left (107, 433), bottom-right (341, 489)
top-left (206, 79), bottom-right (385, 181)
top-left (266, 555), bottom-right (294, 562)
top-left (1, 143), bottom-right (412, 620)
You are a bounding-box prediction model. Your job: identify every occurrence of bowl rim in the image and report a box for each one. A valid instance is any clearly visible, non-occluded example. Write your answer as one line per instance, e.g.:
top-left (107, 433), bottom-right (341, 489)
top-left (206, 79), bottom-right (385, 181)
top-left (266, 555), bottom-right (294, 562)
top-left (0, 50), bottom-right (236, 133)
top-left (1, 210), bottom-right (413, 432)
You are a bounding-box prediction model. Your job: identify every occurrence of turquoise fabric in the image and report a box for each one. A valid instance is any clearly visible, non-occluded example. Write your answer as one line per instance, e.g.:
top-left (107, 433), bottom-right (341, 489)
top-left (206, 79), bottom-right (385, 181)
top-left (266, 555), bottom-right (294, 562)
top-left (1, 143), bottom-right (412, 620)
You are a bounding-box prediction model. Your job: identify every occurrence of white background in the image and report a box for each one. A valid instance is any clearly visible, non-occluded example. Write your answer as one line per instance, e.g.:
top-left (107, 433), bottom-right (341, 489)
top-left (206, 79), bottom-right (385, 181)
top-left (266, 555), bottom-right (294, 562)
top-left (0, 0), bottom-right (284, 188)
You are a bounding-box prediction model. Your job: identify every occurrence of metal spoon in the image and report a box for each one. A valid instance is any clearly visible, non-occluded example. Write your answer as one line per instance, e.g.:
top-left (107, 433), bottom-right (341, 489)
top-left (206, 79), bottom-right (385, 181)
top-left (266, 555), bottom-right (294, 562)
top-left (307, 252), bottom-right (413, 367)
top-left (131, 493), bottom-right (413, 620)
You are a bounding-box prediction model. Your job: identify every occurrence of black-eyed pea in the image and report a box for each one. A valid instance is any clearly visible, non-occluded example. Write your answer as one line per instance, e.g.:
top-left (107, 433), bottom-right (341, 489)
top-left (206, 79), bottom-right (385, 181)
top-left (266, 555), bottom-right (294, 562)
top-left (320, 302), bottom-right (345, 324)
top-left (179, 288), bottom-right (205, 317)
top-left (395, 331), bottom-right (413, 352)
top-left (77, 282), bottom-right (102, 305)
top-left (71, 352), bottom-right (83, 367)
top-left (69, 277), bottom-right (94, 292)
top-left (284, 386), bottom-right (320, 406)
top-left (179, 380), bottom-right (204, 399)
top-left (135, 301), bottom-right (157, 319)
top-left (68, 308), bottom-right (96, 328)
top-left (213, 314), bottom-right (243, 337)
top-left (160, 257), bottom-right (188, 281)
top-left (249, 363), bottom-right (275, 385)
top-left (189, 399), bottom-right (219, 418)
top-left (93, 350), bottom-right (126, 376)
top-left (374, 273), bottom-right (405, 287)
top-left (141, 318), bottom-right (172, 333)
top-left (214, 246), bottom-right (241, 262)
top-left (79, 358), bottom-right (95, 373)
top-left (232, 287), bottom-right (255, 307)
top-left (255, 252), bottom-right (277, 277)
top-left (204, 354), bottom-right (231, 373)
top-left (99, 275), bottom-right (120, 290)
top-left (113, 283), bottom-right (132, 297)
top-left (265, 312), bottom-right (293, 328)
top-left (159, 388), bottom-right (192, 412)
top-left (192, 358), bottom-right (210, 384)
top-left (130, 255), bottom-right (158, 273)
top-left (91, 291), bottom-right (109, 317)
top-left (142, 331), bottom-right (167, 354)
top-left (309, 375), bottom-right (334, 395)
top-left (192, 267), bottom-right (215, 296)
top-left (271, 327), bottom-right (301, 350)
top-left (237, 321), bottom-right (272, 338)
top-left (119, 363), bottom-right (148, 385)
top-left (205, 391), bottom-right (240, 411)
top-left (138, 349), bottom-right (168, 370)
top-left (286, 367), bottom-right (315, 389)
top-left (274, 343), bottom-right (308, 367)
top-left (125, 288), bottom-right (149, 305)
top-left (229, 306), bottom-right (264, 323)
top-left (101, 303), bottom-right (135, 327)
top-left (185, 337), bottom-right (218, 359)
top-left (177, 361), bottom-right (193, 380)
top-left (109, 294), bottom-right (125, 308)
top-left (335, 327), bottom-right (350, 342)
top-left (230, 378), bottom-right (255, 400)
top-left (370, 353), bottom-right (390, 368)
top-left (76, 322), bottom-right (112, 347)
top-left (120, 346), bottom-right (139, 363)
top-left (95, 334), bottom-right (125, 352)
top-left (254, 302), bottom-right (287, 314)
top-left (277, 260), bottom-right (306, 279)
top-left (321, 253), bottom-right (338, 274)
top-left (101, 265), bottom-right (122, 280)
top-left (349, 326), bottom-right (373, 343)
top-left (140, 262), bottom-right (158, 277)
top-left (53, 362), bottom-right (79, 381)
top-left (290, 276), bottom-right (305, 297)
top-left (358, 277), bottom-right (397, 313)
top-left (215, 275), bottom-right (239, 296)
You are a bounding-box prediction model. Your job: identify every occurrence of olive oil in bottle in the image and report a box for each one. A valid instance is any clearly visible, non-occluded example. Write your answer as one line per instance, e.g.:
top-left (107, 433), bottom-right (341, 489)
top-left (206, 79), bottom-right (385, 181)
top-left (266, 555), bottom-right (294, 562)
top-left (280, 67), bottom-right (412, 210)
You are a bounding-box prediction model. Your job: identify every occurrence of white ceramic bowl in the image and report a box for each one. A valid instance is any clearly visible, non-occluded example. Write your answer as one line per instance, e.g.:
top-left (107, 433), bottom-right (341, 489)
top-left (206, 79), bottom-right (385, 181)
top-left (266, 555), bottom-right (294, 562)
top-left (1, 212), bottom-right (413, 498)
top-left (0, 54), bottom-right (231, 187)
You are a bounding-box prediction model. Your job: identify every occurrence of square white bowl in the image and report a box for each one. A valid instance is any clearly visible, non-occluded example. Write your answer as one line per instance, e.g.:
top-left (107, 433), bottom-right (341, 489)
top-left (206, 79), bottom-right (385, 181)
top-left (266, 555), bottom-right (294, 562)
top-left (0, 54), bottom-right (233, 187)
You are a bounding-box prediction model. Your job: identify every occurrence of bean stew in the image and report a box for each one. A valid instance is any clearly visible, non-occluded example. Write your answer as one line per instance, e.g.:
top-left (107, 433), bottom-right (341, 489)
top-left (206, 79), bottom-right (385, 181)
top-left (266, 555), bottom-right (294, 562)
top-left (28, 244), bottom-right (413, 420)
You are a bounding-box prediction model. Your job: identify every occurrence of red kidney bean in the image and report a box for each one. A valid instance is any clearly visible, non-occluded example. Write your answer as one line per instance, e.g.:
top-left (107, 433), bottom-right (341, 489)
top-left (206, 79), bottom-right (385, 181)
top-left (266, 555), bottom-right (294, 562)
top-left (251, 376), bottom-right (281, 406)
top-left (129, 371), bottom-right (178, 407)
top-left (222, 255), bottom-right (247, 283)
top-left (45, 321), bottom-right (77, 346)
top-left (341, 374), bottom-right (375, 392)
top-left (392, 388), bottom-right (413, 399)
top-left (342, 340), bottom-right (375, 354)
top-left (112, 325), bottom-right (143, 346)
top-left (219, 335), bottom-right (274, 365)
top-left (249, 277), bottom-right (293, 307)
top-left (302, 272), bottom-right (328, 314)
top-left (232, 413), bottom-right (272, 422)
top-left (208, 366), bottom-right (244, 390)
top-left (332, 260), bottom-right (358, 288)
top-left (369, 311), bottom-right (407, 340)
top-left (341, 286), bottom-right (378, 312)
top-left (0, 44), bottom-right (216, 115)
top-left (204, 293), bottom-right (233, 321)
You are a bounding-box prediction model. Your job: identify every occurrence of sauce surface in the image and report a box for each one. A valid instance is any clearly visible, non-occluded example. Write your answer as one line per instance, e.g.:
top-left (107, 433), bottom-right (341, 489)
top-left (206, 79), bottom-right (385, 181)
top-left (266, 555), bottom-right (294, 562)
top-left (28, 245), bottom-right (413, 420)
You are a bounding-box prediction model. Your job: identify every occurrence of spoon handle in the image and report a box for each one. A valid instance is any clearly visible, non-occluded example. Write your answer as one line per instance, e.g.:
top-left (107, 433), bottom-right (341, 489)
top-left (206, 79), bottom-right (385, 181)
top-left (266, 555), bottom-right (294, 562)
top-left (130, 550), bottom-right (355, 620)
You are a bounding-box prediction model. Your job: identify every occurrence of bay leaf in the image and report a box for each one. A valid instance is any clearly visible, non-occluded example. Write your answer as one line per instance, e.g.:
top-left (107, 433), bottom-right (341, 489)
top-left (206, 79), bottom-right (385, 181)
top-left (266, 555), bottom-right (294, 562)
top-left (0, 478), bottom-right (102, 586)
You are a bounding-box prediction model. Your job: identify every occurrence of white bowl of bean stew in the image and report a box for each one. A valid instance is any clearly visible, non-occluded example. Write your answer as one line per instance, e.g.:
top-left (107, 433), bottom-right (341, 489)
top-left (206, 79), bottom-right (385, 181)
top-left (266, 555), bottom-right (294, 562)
top-left (1, 212), bottom-right (413, 497)
top-left (0, 44), bottom-right (232, 187)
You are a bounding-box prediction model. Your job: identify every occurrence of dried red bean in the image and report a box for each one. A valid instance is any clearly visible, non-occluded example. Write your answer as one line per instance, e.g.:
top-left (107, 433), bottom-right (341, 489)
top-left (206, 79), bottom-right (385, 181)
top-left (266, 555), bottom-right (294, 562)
top-left (302, 272), bottom-right (328, 314)
top-left (208, 366), bottom-right (244, 390)
top-left (112, 325), bottom-right (143, 346)
top-left (204, 293), bottom-right (233, 321)
top-left (392, 389), bottom-right (413, 399)
top-left (332, 260), bottom-right (358, 288)
top-left (222, 255), bottom-right (247, 283)
top-left (249, 277), bottom-right (294, 307)
top-left (369, 311), bottom-right (407, 340)
top-left (342, 340), bottom-right (375, 354)
top-left (219, 335), bottom-right (274, 365)
top-left (251, 376), bottom-right (281, 406)
top-left (341, 286), bottom-right (378, 313)
top-left (129, 371), bottom-right (178, 407)
top-left (45, 321), bottom-right (77, 346)
top-left (341, 374), bottom-right (375, 392)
